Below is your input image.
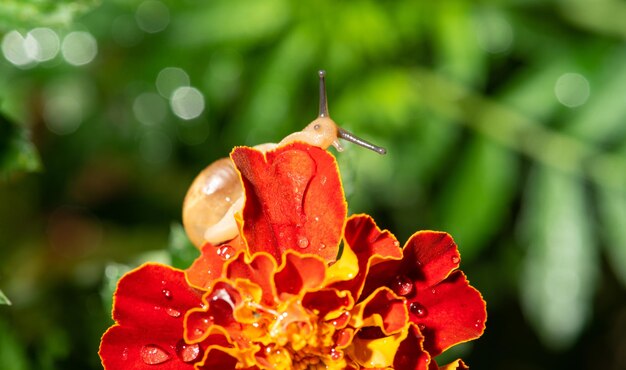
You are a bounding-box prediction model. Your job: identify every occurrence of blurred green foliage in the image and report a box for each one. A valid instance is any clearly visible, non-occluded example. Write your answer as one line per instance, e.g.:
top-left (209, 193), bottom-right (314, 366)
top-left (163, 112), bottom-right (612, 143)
top-left (1, 0), bottom-right (626, 369)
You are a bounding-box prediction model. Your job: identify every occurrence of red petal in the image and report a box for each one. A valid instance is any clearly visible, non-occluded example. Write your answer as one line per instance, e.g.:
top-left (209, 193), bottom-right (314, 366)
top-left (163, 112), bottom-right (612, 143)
top-left (231, 143), bottom-right (346, 262)
top-left (362, 232), bottom-right (486, 356)
top-left (361, 287), bottom-right (408, 335)
top-left (438, 359), bottom-right (469, 370)
top-left (100, 264), bottom-right (204, 369)
top-left (393, 324), bottom-right (432, 370)
top-left (409, 271), bottom-right (486, 356)
top-left (301, 288), bottom-right (353, 322)
top-left (225, 252), bottom-right (277, 306)
top-left (402, 232), bottom-right (460, 290)
top-left (186, 237), bottom-right (246, 289)
top-left (331, 215), bottom-right (401, 299)
top-left (196, 346), bottom-right (239, 369)
top-left (274, 252), bottom-right (327, 297)
top-left (185, 282), bottom-right (243, 343)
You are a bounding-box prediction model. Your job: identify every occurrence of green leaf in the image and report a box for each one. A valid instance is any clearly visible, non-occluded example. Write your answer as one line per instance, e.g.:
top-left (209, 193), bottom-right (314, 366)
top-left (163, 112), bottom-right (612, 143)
top-left (565, 48), bottom-right (626, 144)
top-left (433, 1), bottom-right (486, 86)
top-left (168, 222), bottom-right (199, 269)
top-left (0, 113), bottom-right (41, 179)
top-left (0, 0), bottom-right (100, 30)
top-left (598, 186), bottom-right (626, 287)
top-left (435, 136), bottom-right (519, 260)
top-left (0, 289), bottom-right (11, 305)
top-left (100, 262), bottom-right (130, 316)
top-left (519, 166), bottom-right (597, 350)
top-left (0, 318), bottom-right (29, 370)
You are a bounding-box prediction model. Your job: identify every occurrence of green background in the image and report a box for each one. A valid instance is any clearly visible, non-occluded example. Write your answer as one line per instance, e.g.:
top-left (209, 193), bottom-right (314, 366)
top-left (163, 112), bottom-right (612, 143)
top-left (1, 0), bottom-right (626, 369)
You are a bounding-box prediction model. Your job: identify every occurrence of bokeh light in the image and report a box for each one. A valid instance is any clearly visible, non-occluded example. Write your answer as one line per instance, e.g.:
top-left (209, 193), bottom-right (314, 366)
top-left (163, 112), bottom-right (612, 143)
top-left (555, 73), bottom-right (590, 108)
top-left (133, 92), bottom-right (167, 126)
top-left (25, 27), bottom-right (60, 62)
top-left (2, 30), bottom-right (35, 68)
top-left (42, 77), bottom-right (94, 135)
top-left (474, 10), bottom-right (514, 54)
top-left (156, 67), bottom-right (190, 99)
top-left (135, 0), bottom-right (170, 34)
top-left (170, 86), bottom-right (205, 120)
top-left (61, 31), bottom-right (98, 66)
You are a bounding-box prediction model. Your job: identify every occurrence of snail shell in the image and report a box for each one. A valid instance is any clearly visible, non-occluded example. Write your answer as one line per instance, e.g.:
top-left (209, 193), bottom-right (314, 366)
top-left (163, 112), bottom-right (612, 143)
top-left (182, 71), bottom-right (386, 247)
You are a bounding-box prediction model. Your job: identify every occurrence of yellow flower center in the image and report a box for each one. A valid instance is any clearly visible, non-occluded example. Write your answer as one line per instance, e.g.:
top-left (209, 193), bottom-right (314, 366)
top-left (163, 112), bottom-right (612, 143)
top-left (240, 296), bottom-right (348, 370)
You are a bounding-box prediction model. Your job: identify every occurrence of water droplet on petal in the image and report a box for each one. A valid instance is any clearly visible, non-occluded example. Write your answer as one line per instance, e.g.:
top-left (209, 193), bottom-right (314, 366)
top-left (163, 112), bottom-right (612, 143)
top-left (393, 240), bottom-right (400, 248)
top-left (409, 302), bottom-right (428, 317)
top-left (418, 323), bottom-right (426, 331)
top-left (320, 176), bottom-right (327, 185)
top-left (162, 289), bottom-right (172, 300)
top-left (297, 236), bottom-right (309, 249)
top-left (451, 255), bottom-right (460, 264)
top-left (176, 339), bottom-right (200, 362)
top-left (329, 347), bottom-right (343, 360)
top-left (319, 242), bottom-right (326, 249)
top-left (216, 245), bottom-right (234, 260)
top-left (431, 288), bottom-right (436, 294)
top-left (166, 307), bottom-right (181, 318)
top-left (314, 216), bottom-right (320, 222)
top-left (141, 344), bottom-right (170, 365)
top-left (474, 319), bottom-right (482, 329)
top-left (391, 275), bottom-right (414, 296)
top-left (121, 347), bottom-right (129, 360)
top-left (334, 328), bottom-right (352, 346)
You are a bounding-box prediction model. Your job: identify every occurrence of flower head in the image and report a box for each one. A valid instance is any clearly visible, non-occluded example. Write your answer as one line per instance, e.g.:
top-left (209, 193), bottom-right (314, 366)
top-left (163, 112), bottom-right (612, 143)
top-left (100, 142), bottom-right (486, 369)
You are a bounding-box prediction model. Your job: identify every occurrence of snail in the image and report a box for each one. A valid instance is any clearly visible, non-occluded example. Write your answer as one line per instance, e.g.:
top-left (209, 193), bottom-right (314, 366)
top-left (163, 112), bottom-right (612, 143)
top-left (182, 70), bottom-right (386, 248)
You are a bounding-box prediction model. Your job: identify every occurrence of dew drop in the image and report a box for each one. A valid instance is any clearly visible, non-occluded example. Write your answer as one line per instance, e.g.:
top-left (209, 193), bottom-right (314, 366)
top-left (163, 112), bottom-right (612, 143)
top-left (224, 196), bottom-right (231, 203)
top-left (393, 240), bottom-right (400, 248)
top-left (201, 315), bottom-right (215, 326)
top-left (418, 323), bottom-right (426, 331)
top-left (314, 216), bottom-right (320, 222)
top-left (474, 319), bottom-right (482, 329)
top-left (121, 347), bottom-right (129, 360)
top-left (320, 176), bottom-right (327, 185)
top-left (451, 255), bottom-right (460, 264)
top-left (329, 347), bottom-right (343, 360)
top-left (176, 339), bottom-right (200, 362)
top-left (162, 289), bottom-right (172, 300)
top-left (391, 275), bottom-right (414, 297)
top-left (140, 344), bottom-right (170, 365)
top-left (297, 236), bottom-right (309, 249)
top-left (166, 307), bottom-right (181, 318)
top-left (409, 302), bottom-right (428, 317)
top-left (216, 245), bottom-right (235, 260)
top-left (431, 288), bottom-right (436, 294)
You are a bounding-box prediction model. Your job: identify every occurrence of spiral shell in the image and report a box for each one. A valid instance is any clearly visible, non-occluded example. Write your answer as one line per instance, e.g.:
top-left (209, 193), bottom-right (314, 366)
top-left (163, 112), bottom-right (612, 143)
top-left (182, 71), bottom-right (386, 247)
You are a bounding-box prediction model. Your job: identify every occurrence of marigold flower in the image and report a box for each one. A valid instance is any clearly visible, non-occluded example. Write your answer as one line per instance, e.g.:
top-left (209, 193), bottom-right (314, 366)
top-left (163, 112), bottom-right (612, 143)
top-left (99, 142), bottom-right (486, 369)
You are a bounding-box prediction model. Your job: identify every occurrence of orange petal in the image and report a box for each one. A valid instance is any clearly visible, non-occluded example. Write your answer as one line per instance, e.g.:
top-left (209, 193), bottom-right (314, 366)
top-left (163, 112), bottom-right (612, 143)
top-left (393, 324), bottom-right (432, 370)
top-left (274, 251), bottom-right (327, 297)
top-left (438, 359), bottom-right (469, 370)
top-left (352, 287), bottom-right (408, 335)
top-left (231, 142), bottom-right (347, 262)
top-left (185, 237), bottom-right (246, 289)
top-left (225, 251), bottom-right (277, 307)
top-left (331, 214), bottom-right (402, 299)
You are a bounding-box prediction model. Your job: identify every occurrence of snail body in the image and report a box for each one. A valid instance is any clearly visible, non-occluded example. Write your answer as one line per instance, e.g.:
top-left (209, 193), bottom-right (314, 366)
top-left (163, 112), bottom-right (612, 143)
top-left (182, 71), bottom-right (386, 247)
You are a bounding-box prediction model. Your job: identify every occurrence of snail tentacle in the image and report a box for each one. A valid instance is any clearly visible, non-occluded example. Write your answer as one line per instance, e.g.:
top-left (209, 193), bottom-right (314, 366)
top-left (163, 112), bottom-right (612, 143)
top-left (183, 71), bottom-right (387, 247)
